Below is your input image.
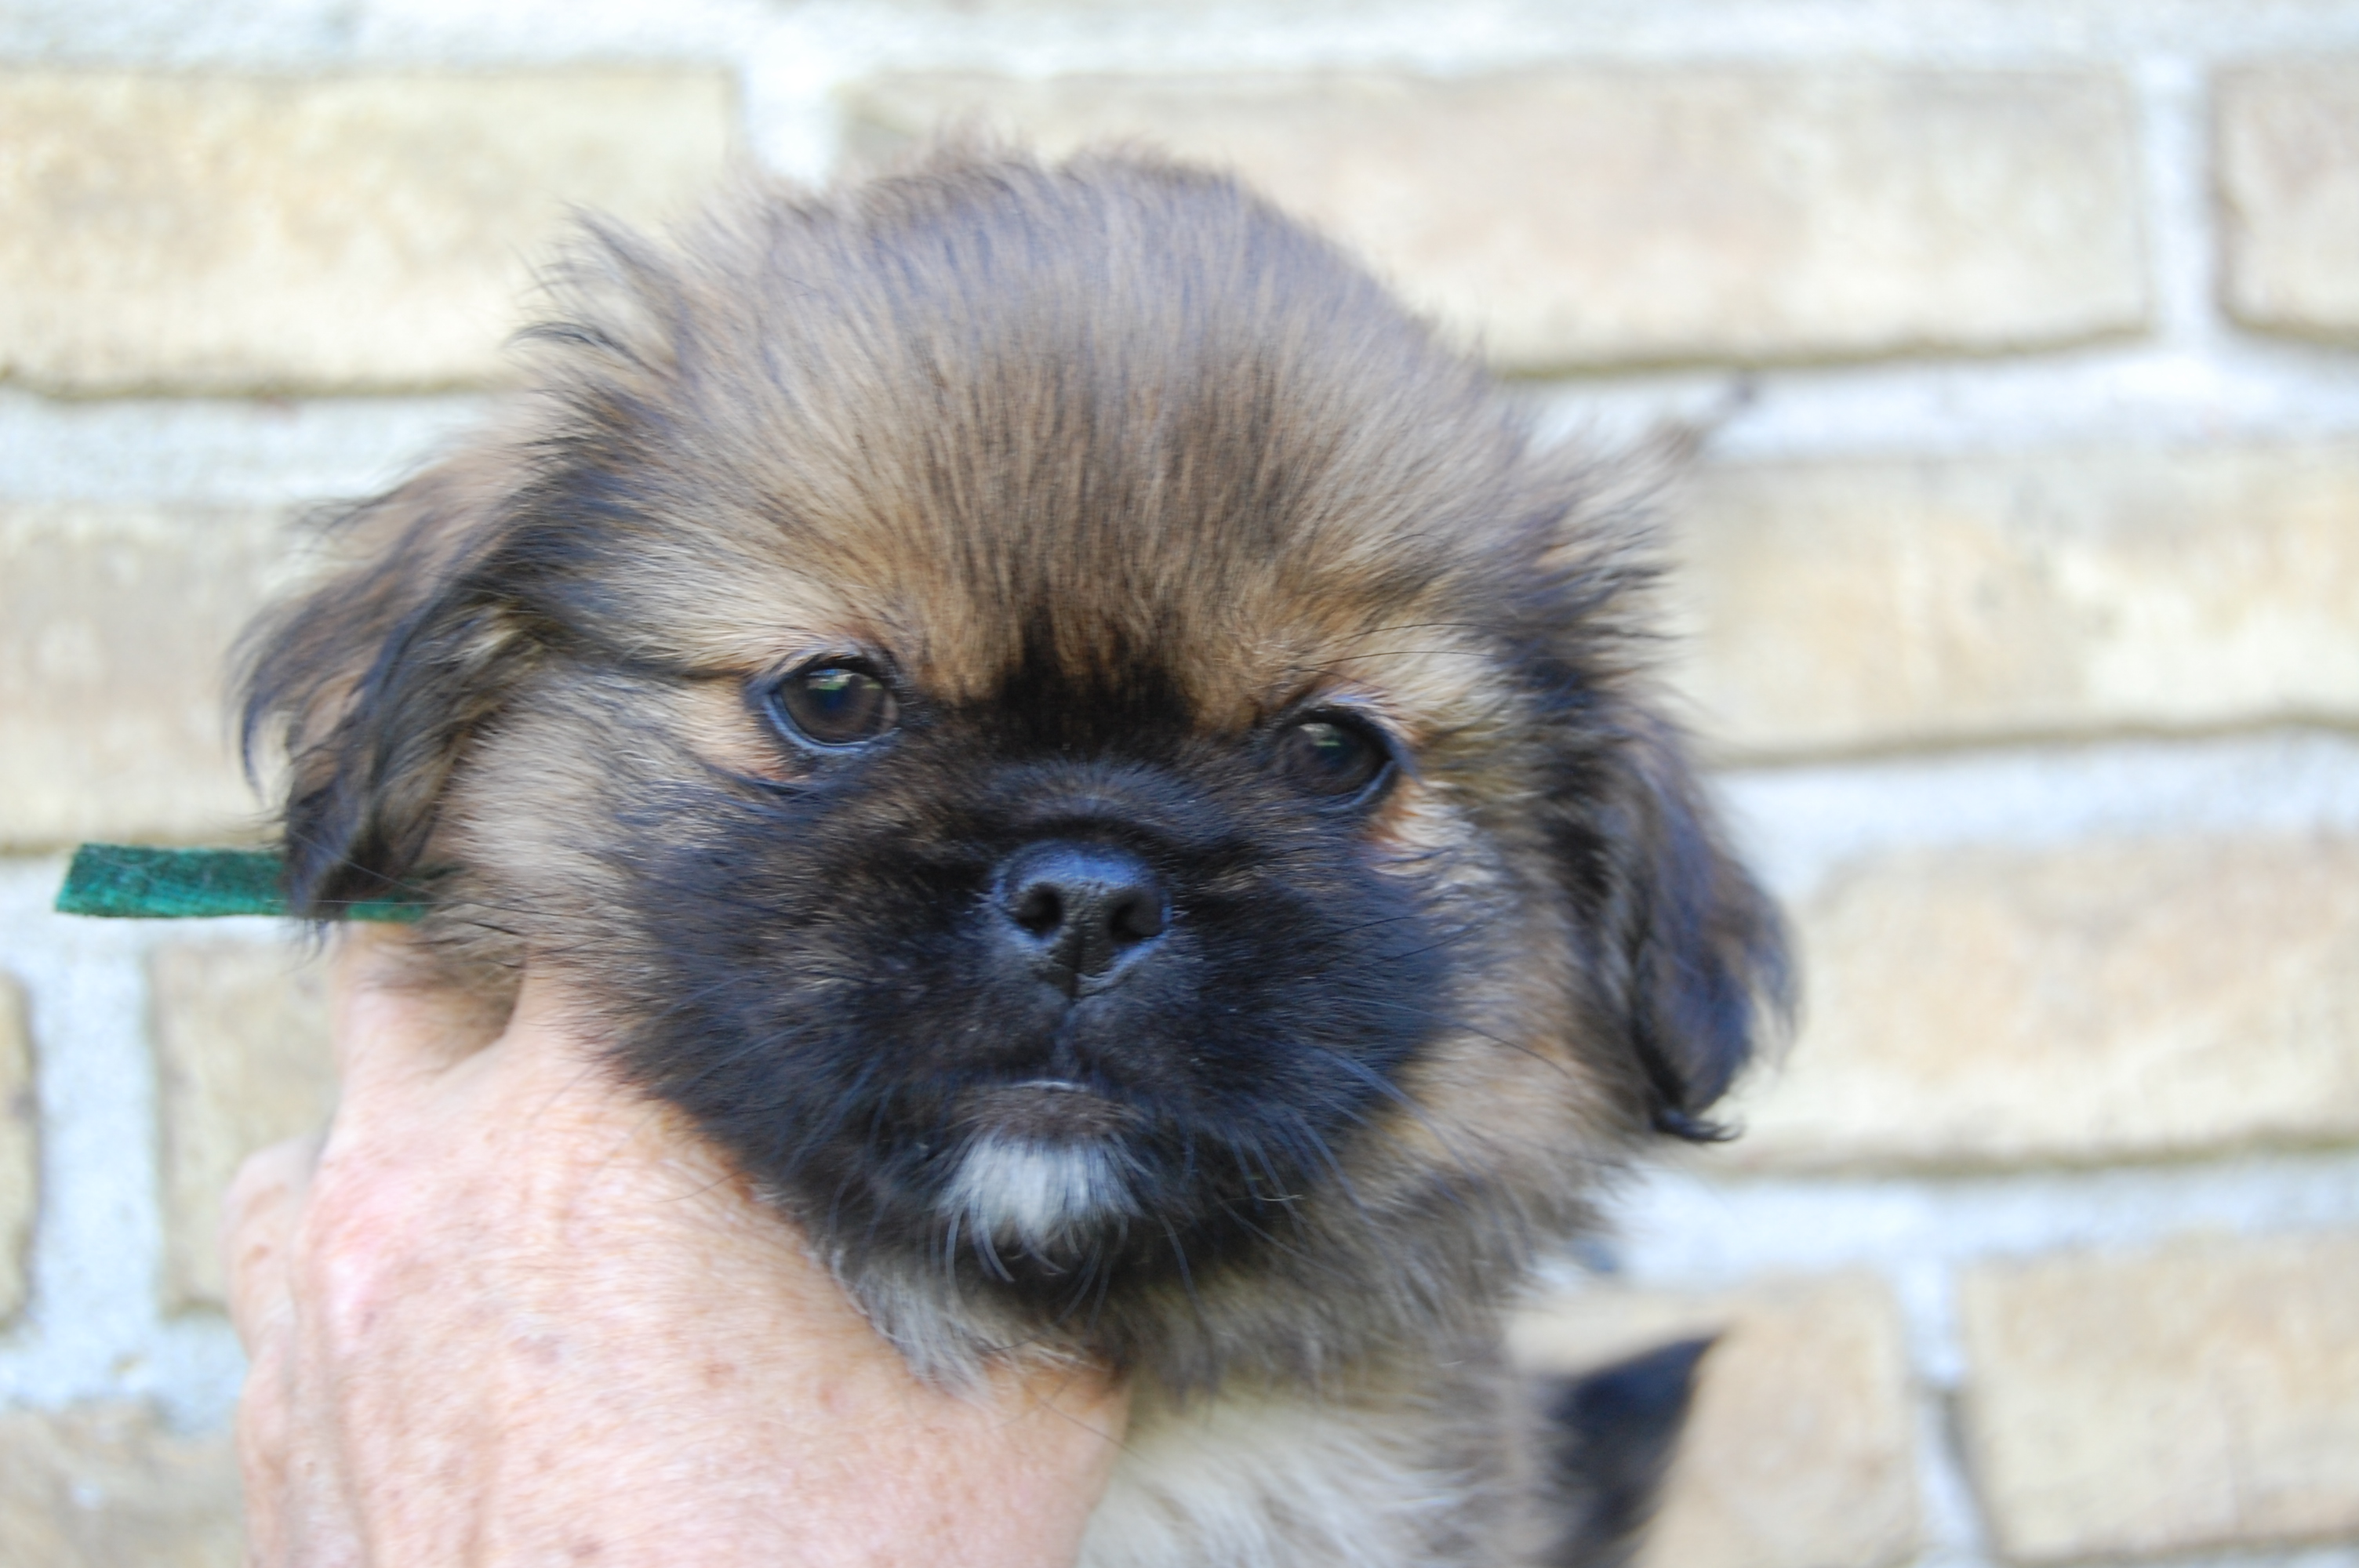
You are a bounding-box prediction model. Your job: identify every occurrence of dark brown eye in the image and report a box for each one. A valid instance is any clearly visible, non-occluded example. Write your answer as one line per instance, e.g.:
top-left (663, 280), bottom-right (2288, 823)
top-left (1275, 714), bottom-right (1392, 802)
top-left (768, 662), bottom-right (897, 748)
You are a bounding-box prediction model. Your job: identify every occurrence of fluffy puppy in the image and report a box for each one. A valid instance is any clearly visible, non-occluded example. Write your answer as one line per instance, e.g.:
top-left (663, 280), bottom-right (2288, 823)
top-left (241, 148), bottom-right (1787, 1567)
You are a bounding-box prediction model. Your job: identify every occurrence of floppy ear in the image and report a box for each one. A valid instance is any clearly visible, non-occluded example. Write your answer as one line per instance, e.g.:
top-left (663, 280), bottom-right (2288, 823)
top-left (1542, 1335), bottom-right (1714, 1566)
top-left (1558, 711), bottom-right (1792, 1141)
top-left (238, 465), bottom-right (536, 918)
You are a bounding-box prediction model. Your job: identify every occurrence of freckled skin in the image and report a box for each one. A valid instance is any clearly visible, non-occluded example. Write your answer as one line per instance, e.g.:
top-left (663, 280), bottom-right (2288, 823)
top-left (226, 932), bottom-right (1132, 1568)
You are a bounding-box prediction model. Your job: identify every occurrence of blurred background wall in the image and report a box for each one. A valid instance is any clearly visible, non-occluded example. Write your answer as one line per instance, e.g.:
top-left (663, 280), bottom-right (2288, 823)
top-left (2, 2), bottom-right (2357, 1563)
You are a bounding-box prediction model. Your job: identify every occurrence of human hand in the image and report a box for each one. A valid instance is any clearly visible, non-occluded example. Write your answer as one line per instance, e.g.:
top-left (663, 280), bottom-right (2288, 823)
top-left (226, 927), bottom-right (1129, 1566)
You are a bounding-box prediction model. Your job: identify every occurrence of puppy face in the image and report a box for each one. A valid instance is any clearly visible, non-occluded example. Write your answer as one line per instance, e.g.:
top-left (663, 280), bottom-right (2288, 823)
top-left (243, 152), bottom-right (1785, 1381)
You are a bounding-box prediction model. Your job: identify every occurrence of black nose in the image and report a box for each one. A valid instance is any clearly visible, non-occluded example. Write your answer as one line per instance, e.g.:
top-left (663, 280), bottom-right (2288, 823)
top-left (996, 842), bottom-right (1169, 994)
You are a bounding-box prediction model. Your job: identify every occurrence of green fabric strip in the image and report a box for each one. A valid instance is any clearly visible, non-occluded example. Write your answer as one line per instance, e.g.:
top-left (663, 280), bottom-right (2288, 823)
top-left (54, 844), bottom-right (427, 922)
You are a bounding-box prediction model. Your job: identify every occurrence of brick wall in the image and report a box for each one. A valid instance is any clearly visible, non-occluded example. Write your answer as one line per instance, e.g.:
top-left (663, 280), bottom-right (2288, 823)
top-left (3, 3), bottom-right (2357, 1563)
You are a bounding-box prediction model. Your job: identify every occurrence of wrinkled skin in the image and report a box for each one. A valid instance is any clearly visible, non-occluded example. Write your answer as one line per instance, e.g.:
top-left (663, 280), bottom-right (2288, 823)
top-left (227, 927), bottom-right (1129, 1567)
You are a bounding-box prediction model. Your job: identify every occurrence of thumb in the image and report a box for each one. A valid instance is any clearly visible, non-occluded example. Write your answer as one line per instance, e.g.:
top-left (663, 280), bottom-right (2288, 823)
top-left (328, 925), bottom-right (508, 1102)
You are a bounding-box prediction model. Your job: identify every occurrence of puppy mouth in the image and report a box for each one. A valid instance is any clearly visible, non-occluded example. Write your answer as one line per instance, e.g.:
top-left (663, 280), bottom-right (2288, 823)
top-left (954, 1079), bottom-right (1139, 1142)
top-left (941, 1083), bottom-right (1146, 1254)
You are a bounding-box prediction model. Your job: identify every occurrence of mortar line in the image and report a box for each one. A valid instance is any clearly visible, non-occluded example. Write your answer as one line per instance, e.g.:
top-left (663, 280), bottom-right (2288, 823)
top-left (1911, 1375), bottom-right (1997, 1568)
top-left (2133, 53), bottom-right (2223, 355)
top-left (16, 1), bottom-right (2359, 78)
top-left (0, 860), bottom-right (257, 1429)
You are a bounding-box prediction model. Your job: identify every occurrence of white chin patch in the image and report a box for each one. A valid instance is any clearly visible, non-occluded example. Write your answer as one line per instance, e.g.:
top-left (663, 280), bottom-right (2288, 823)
top-left (945, 1135), bottom-right (1134, 1250)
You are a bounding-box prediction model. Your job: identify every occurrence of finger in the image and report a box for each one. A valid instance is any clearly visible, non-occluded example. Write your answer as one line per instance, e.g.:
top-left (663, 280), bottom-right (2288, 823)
top-left (227, 1134), bottom-right (311, 1565)
top-left (451, 953), bottom-right (634, 1118)
top-left (224, 1131), bottom-right (322, 1352)
top-left (235, 1236), bottom-right (366, 1568)
top-left (329, 924), bottom-right (503, 1100)
top-left (496, 957), bottom-right (611, 1067)
top-left (234, 1317), bottom-right (296, 1566)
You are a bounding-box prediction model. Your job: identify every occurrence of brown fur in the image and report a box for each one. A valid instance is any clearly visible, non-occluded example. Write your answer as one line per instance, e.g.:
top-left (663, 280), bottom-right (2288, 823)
top-left (240, 148), bottom-right (1786, 1566)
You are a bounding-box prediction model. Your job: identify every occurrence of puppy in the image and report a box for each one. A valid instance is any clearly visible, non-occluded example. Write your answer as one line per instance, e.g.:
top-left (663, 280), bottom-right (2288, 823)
top-left (240, 147), bottom-right (1787, 1566)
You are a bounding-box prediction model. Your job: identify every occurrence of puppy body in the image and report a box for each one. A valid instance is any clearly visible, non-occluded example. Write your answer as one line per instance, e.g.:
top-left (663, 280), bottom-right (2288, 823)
top-left (1091, 1370), bottom-right (1536, 1566)
top-left (244, 151), bottom-right (1784, 1566)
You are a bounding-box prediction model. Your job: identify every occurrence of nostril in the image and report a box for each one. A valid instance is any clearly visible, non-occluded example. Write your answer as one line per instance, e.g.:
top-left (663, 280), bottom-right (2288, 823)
top-left (1011, 882), bottom-right (1064, 936)
top-left (1106, 885), bottom-right (1167, 945)
top-left (994, 841), bottom-right (1171, 989)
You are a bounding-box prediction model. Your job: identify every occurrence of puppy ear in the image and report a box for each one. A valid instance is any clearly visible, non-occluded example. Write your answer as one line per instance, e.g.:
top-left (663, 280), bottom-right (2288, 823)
top-left (1563, 713), bottom-right (1792, 1141)
top-left (238, 465), bottom-right (532, 917)
top-left (1541, 1335), bottom-right (1714, 1566)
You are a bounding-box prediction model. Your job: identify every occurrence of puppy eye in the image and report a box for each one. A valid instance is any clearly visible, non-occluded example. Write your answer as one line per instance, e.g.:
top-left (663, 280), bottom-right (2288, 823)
top-left (767, 662), bottom-right (898, 748)
top-left (1275, 714), bottom-right (1392, 803)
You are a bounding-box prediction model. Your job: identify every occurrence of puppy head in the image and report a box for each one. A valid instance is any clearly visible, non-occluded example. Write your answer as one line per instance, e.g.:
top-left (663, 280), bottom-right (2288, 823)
top-left (242, 150), bottom-right (1787, 1377)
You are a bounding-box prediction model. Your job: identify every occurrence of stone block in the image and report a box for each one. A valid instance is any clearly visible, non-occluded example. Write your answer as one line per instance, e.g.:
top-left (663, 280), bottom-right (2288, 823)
top-left (2219, 64), bottom-right (2359, 340)
top-left (0, 71), bottom-right (733, 393)
top-left (0, 974), bottom-right (31, 1323)
top-left (0, 504), bottom-right (296, 850)
top-left (1673, 443), bottom-right (2359, 757)
top-left (845, 68), bottom-right (2146, 371)
top-left (1960, 1232), bottom-right (2359, 1560)
top-left (1512, 1273), bottom-right (1921, 1568)
top-left (152, 942), bottom-right (333, 1311)
top-left (1719, 833), bottom-right (2359, 1171)
top-left (0, 1403), bottom-right (241, 1567)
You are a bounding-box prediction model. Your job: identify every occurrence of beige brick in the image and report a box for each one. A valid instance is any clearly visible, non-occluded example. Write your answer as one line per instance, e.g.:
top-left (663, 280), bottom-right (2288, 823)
top-left (0, 504), bottom-right (298, 849)
top-left (0, 1403), bottom-right (241, 1566)
top-left (152, 942), bottom-right (333, 1311)
top-left (1513, 1274), bottom-right (1921, 1568)
top-left (1673, 444), bottom-right (2359, 757)
top-left (2219, 64), bottom-right (2359, 339)
top-left (845, 69), bottom-right (2146, 371)
top-left (0, 72), bottom-right (733, 394)
top-left (1721, 833), bottom-right (2359, 1172)
top-left (0, 975), bottom-right (31, 1323)
top-left (1961, 1233), bottom-right (2359, 1561)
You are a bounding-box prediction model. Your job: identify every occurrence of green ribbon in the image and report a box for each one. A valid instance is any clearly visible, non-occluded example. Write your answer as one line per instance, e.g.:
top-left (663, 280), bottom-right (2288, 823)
top-left (53, 844), bottom-right (428, 922)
